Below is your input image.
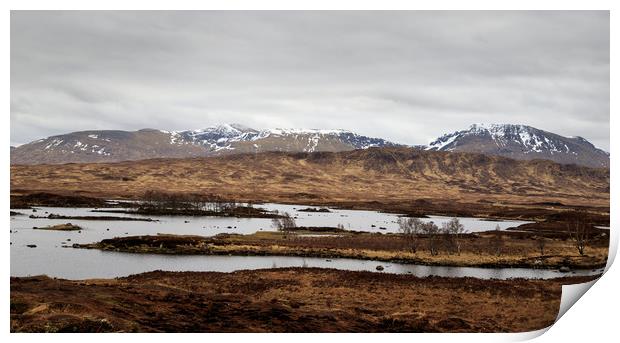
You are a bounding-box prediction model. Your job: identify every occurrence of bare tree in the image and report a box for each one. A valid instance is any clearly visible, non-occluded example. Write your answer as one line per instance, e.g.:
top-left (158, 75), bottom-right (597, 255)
top-left (490, 224), bottom-right (504, 257)
top-left (271, 217), bottom-right (283, 230)
top-left (442, 218), bottom-right (467, 255)
top-left (281, 212), bottom-right (297, 230)
top-left (536, 237), bottom-right (546, 256)
top-left (421, 221), bottom-right (440, 256)
top-left (397, 217), bottom-right (423, 253)
top-left (569, 219), bottom-right (590, 256)
top-left (140, 190), bottom-right (242, 214)
top-left (272, 212), bottom-right (297, 231)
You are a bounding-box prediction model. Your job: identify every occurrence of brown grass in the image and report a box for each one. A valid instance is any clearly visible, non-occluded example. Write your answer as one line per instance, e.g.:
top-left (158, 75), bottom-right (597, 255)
top-left (33, 223), bottom-right (82, 231)
top-left (11, 268), bottom-right (592, 332)
top-left (11, 148), bottom-right (610, 210)
top-left (78, 231), bottom-right (608, 269)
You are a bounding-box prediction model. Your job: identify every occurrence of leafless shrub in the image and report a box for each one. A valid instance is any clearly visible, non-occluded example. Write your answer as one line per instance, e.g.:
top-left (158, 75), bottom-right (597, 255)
top-left (397, 217), bottom-right (423, 253)
top-left (421, 221), bottom-right (440, 256)
top-left (442, 218), bottom-right (467, 255)
top-left (490, 224), bottom-right (504, 256)
top-left (536, 237), bottom-right (546, 256)
top-left (271, 217), bottom-right (283, 230)
top-left (140, 190), bottom-right (238, 213)
top-left (272, 212), bottom-right (297, 231)
top-left (569, 217), bottom-right (590, 256)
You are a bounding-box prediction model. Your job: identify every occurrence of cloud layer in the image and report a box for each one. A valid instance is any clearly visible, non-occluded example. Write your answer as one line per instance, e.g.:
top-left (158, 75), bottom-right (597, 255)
top-left (11, 11), bottom-right (610, 150)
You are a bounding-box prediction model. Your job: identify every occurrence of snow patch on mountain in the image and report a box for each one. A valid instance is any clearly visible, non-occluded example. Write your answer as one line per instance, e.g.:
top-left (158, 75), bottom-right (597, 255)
top-left (425, 123), bottom-right (609, 168)
top-left (44, 139), bottom-right (64, 150)
top-left (10, 122), bottom-right (609, 167)
top-left (163, 125), bottom-right (392, 152)
top-left (429, 123), bottom-right (580, 154)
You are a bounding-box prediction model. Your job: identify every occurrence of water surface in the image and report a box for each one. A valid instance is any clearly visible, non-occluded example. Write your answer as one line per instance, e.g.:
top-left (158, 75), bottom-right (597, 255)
top-left (12, 204), bottom-right (591, 281)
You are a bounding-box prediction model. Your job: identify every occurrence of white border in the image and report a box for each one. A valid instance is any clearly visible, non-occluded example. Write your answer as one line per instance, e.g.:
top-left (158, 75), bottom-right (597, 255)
top-left (4, 1), bottom-right (616, 342)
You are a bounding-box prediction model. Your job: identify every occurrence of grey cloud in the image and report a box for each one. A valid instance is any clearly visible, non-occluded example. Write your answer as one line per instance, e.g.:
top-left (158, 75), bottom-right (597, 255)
top-left (11, 11), bottom-right (610, 150)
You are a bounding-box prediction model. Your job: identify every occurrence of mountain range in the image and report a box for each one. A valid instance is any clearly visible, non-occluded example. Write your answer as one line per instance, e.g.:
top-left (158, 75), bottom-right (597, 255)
top-left (9, 124), bottom-right (399, 165)
top-left (10, 123), bottom-right (609, 168)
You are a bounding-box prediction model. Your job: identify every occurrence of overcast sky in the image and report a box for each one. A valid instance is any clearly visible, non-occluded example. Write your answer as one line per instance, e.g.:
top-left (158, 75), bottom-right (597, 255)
top-left (10, 11), bottom-right (610, 150)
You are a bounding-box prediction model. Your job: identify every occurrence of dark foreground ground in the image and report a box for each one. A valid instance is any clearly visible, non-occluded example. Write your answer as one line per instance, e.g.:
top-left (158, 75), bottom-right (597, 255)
top-left (10, 268), bottom-right (598, 333)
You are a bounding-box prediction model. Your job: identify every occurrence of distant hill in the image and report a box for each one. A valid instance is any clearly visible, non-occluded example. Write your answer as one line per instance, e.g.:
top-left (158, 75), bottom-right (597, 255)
top-left (10, 147), bottom-right (610, 208)
top-left (426, 124), bottom-right (609, 168)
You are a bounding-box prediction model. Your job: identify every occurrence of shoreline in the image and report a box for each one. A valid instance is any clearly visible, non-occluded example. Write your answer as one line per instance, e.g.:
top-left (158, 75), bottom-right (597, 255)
top-left (10, 191), bottom-right (610, 224)
top-left (73, 232), bottom-right (609, 270)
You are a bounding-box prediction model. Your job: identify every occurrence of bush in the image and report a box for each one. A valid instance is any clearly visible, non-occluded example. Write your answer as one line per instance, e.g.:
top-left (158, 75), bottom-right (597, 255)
top-left (536, 237), bottom-right (546, 256)
top-left (569, 215), bottom-right (591, 256)
top-left (490, 225), bottom-right (504, 256)
top-left (272, 212), bottom-right (297, 231)
top-left (397, 217), bottom-right (423, 253)
top-left (442, 218), bottom-right (466, 255)
top-left (421, 221), bottom-right (440, 256)
top-left (140, 190), bottom-right (238, 213)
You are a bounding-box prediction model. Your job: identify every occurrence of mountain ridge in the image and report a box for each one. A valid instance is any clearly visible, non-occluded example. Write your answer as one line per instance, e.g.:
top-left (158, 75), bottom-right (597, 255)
top-left (10, 124), bottom-right (400, 165)
top-left (11, 123), bottom-right (609, 168)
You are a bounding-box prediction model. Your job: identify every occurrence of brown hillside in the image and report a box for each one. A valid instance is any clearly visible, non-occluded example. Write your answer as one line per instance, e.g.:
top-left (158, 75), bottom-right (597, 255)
top-left (10, 148), bottom-right (609, 210)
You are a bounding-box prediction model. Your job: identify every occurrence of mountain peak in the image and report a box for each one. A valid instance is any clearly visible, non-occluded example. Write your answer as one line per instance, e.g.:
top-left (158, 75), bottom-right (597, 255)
top-left (469, 123), bottom-right (527, 132)
top-left (427, 123), bottom-right (608, 168)
top-left (266, 128), bottom-right (350, 135)
top-left (188, 123), bottom-right (252, 134)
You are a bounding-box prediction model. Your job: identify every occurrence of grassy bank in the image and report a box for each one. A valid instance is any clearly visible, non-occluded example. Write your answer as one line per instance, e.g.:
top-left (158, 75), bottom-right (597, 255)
top-left (75, 230), bottom-right (608, 270)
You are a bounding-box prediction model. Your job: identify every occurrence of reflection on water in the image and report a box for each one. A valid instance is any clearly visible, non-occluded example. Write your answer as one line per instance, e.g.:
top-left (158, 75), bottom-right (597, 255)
top-left (11, 204), bottom-right (595, 281)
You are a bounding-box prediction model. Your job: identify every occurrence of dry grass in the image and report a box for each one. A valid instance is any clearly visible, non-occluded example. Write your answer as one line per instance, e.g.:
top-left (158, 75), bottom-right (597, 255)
top-left (11, 268), bottom-right (587, 332)
top-left (80, 231), bottom-right (608, 269)
top-left (33, 223), bottom-right (82, 231)
top-left (11, 148), bottom-right (609, 209)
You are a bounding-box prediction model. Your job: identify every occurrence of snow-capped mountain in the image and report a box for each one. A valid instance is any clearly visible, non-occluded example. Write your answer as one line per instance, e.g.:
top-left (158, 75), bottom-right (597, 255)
top-left (426, 124), bottom-right (609, 168)
top-left (10, 124), bottom-right (400, 165)
top-left (167, 124), bottom-right (392, 153)
top-left (11, 123), bottom-right (609, 168)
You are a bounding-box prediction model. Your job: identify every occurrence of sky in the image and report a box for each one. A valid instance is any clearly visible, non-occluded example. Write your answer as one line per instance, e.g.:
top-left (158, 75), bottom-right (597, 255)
top-left (10, 11), bottom-right (610, 150)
